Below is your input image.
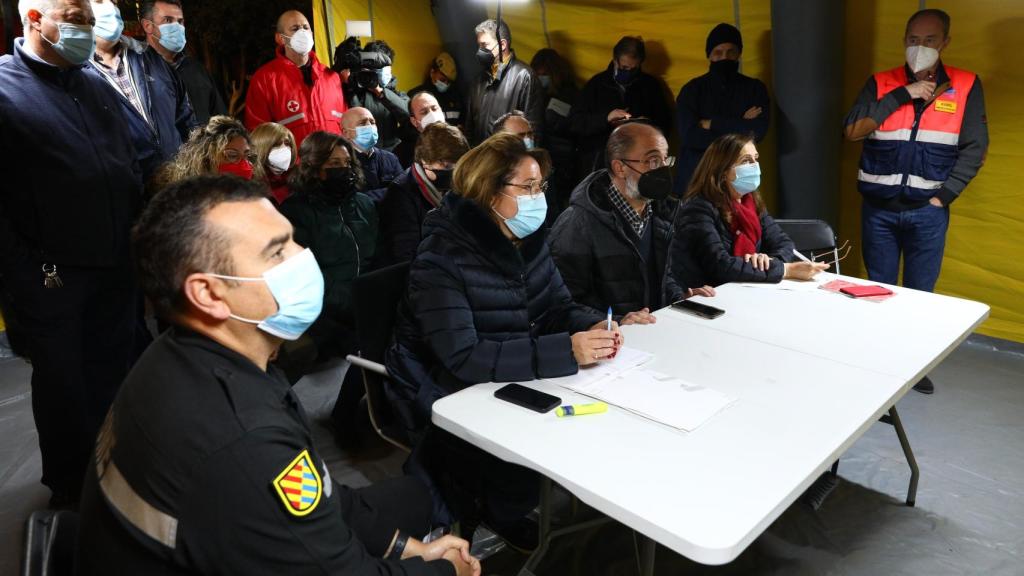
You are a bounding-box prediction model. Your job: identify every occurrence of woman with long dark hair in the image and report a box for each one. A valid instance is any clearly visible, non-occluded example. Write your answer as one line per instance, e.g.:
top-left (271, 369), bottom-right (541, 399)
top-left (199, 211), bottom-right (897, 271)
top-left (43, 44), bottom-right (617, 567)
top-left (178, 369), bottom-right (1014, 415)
top-left (665, 133), bottom-right (827, 301)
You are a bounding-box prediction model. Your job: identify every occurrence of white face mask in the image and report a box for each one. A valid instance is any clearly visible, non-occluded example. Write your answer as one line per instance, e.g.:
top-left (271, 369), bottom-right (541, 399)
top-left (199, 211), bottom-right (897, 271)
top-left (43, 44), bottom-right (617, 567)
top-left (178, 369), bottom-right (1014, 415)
top-left (267, 146), bottom-right (292, 174)
top-left (287, 29), bottom-right (314, 55)
top-left (905, 45), bottom-right (939, 73)
top-left (417, 109), bottom-right (446, 131)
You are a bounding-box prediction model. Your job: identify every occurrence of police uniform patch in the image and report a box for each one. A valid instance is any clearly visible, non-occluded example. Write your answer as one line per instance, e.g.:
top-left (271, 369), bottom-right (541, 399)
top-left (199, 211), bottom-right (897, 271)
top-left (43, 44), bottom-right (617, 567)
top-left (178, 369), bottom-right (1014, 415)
top-left (272, 450), bottom-right (322, 517)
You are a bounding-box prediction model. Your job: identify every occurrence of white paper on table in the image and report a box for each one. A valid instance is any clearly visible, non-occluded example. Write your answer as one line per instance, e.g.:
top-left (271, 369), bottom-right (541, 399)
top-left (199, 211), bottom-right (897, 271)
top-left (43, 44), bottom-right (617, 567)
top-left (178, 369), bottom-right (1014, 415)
top-left (548, 346), bottom-right (652, 391)
top-left (584, 369), bottom-right (735, 432)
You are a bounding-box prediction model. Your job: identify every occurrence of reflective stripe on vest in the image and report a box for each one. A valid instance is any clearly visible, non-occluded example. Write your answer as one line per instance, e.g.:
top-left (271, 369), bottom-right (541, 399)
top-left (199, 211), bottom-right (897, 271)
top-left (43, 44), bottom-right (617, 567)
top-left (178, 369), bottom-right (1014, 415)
top-left (858, 65), bottom-right (975, 202)
top-left (279, 112), bottom-right (307, 126)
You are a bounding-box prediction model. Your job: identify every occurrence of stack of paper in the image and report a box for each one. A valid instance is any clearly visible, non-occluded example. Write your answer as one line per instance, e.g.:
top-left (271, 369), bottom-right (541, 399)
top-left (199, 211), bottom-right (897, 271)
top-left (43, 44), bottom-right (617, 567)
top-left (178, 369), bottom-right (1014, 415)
top-left (547, 347), bottom-right (735, 431)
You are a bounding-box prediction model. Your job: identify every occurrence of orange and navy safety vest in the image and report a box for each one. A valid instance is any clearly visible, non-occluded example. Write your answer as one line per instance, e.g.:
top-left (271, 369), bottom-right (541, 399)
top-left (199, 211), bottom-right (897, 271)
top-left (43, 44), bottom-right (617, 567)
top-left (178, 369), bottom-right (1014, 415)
top-left (858, 65), bottom-right (975, 201)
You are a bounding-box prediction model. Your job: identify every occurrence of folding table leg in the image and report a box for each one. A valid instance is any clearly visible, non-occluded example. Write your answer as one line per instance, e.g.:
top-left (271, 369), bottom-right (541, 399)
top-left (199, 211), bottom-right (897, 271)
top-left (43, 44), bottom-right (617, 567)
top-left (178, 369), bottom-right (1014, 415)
top-left (640, 536), bottom-right (656, 576)
top-left (521, 477), bottom-right (553, 574)
top-left (888, 406), bottom-right (920, 506)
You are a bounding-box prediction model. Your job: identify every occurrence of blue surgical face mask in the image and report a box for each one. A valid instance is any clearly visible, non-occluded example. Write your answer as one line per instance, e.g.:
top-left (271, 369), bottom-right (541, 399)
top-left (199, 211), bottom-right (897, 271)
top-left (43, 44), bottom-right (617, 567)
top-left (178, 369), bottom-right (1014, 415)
top-left (41, 18), bottom-right (95, 65)
top-left (377, 66), bottom-right (393, 87)
top-left (351, 124), bottom-right (379, 150)
top-left (92, 2), bottom-right (124, 43)
top-left (208, 248), bottom-right (325, 341)
top-left (522, 137), bottom-right (535, 150)
top-left (157, 22), bottom-right (186, 53)
top-left (537, 74), bottom-right (551, 90)
top-left (732, 162), bottom-right (761, 195)
top-left (493, 192), bottom-right (547, 239)
top-left (433, 79), bottom-right (450, 93)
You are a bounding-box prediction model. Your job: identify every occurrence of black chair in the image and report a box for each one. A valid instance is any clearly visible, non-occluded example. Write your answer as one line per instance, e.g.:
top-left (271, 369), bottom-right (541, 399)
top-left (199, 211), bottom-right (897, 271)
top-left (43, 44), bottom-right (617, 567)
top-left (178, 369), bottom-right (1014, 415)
top-left (346, 261), bottom-right (412, 452)
top-left (775, 218), bottom-right (842, 274)
top-left (23, 510), bottom-right (79, 576)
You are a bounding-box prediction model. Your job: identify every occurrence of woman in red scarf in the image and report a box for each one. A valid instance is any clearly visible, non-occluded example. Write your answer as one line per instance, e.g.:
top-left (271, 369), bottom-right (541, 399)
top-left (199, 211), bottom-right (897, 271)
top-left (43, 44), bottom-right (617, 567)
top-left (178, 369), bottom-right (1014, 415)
top-left (665, 133), bottom-right (827, 299)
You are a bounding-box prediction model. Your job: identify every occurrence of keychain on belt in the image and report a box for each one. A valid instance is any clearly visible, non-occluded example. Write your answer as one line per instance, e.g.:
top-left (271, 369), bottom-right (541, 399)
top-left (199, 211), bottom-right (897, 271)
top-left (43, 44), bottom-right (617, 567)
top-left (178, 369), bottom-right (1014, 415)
top-left (42, 263), bottom-right (63, 289)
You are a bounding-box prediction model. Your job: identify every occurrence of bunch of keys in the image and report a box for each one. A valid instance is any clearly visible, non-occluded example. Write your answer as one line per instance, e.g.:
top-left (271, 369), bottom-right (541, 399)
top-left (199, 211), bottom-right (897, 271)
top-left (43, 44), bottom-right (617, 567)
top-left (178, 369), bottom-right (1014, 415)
top-left (42, 263), bottom-right (63, 289)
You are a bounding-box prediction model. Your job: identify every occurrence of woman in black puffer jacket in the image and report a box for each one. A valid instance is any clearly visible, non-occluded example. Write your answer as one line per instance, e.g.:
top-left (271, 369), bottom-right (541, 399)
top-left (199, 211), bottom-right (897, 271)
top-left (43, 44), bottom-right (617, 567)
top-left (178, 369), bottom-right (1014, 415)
top-left (386, 133), bottom-right (619, 549)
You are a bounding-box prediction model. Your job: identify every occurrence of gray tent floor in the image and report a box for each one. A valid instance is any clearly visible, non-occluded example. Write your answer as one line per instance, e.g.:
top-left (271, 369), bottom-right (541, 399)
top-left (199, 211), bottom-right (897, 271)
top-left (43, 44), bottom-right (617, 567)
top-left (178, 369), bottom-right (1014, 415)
top-left (1, 335), bottom-right (1021, 575)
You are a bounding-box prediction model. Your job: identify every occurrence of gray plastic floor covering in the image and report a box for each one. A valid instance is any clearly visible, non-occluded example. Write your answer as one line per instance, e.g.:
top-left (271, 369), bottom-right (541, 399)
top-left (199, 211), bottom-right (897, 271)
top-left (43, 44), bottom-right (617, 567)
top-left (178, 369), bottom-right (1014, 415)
top-left (1, 335), bottom-right (1021, 575)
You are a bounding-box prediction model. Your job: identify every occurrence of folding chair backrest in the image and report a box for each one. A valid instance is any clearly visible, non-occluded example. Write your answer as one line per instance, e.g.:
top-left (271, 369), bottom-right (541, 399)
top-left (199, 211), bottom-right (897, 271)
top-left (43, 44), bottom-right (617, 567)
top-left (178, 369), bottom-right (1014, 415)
top-left (775, 219), bottom-right (841, 274)
top-left (351, 261), bottom-right (411, 449)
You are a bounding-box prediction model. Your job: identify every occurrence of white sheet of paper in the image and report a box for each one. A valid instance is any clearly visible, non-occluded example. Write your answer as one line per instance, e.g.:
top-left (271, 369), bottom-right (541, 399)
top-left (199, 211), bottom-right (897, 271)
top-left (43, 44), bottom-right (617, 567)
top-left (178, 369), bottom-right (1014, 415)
top-left (550, 346), bottom-right (652, 391)
top-left (583, 369), bottom-right (735, 432)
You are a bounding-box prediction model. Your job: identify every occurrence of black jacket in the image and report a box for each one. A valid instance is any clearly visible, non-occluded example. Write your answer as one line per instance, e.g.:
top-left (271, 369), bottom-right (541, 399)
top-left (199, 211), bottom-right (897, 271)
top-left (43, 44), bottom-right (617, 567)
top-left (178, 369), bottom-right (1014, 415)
top-left (665, 195), bottom-right (795, 300)
top-left (0, 39), bottom-right (142, 268)
top-left (549, 171), bottom-right (674, 318)
top-left (77, 328), bottom-right (453, 576)
top-left (385, 192), bottom-right (602, 437)
top-left (570, 64), bottom-right (673, 173)
top-left (465, 53), bottom-right (545, 145)
top-left (173, 52), bottom-right (227, 125)
top-left (377, 168), bottom-right (435, 267)
top-left (356, 147), bottom-right (405, 203)
top-left (675, 71), bottom-right (770, 195)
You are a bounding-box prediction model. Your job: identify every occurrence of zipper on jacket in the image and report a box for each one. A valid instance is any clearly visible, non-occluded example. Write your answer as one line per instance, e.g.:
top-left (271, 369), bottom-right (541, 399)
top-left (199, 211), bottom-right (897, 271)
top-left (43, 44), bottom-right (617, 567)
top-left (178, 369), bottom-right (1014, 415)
top-left (337, 206), bottom-right (360, 276)
top-left (901, 102), bottom-right (926, 189)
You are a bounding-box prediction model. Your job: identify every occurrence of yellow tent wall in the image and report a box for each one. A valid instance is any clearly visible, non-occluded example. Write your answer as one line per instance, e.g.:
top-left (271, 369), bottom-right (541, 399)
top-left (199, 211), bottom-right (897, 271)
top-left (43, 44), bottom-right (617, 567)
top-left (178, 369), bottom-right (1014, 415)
top-left (839, 0), bottom-right (1024, 342)
top-left (313, 0), bottom-right (443, 97)
top-left (314, 0), bottom-right (1023, 343)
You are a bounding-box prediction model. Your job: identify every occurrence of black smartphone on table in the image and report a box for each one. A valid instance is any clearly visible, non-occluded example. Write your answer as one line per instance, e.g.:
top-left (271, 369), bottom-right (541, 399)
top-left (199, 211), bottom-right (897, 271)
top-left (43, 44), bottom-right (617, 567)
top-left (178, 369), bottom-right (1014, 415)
top-left (671, 299), bottom-right (725, 319)
top-left (494, 383), bottom-right (561, 414)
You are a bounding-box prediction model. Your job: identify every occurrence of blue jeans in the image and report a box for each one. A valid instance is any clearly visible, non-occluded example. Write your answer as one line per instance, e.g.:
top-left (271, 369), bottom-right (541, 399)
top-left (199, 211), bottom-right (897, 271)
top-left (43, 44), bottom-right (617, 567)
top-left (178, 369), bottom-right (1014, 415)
top-left (861, 200), bottom-right (950, 292)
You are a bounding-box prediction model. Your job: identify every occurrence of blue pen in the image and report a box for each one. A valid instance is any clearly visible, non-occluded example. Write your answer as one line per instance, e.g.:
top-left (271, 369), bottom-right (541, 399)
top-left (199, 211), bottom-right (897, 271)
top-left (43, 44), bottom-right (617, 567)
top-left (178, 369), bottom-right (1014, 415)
top-left (606, 306), bottom-right (613, 330)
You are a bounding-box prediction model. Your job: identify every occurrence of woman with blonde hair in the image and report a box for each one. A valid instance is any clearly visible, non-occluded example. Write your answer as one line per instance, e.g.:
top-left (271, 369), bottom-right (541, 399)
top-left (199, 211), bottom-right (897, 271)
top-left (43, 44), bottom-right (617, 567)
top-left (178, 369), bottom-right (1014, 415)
top-left (155, 116), bottom-right (254, 191)
top-left (385, 132), bottom-right (621, 549)
top-left (250, 122), bottom-right (297, 204)
top-left (665, 132), bottom-right (828, 301)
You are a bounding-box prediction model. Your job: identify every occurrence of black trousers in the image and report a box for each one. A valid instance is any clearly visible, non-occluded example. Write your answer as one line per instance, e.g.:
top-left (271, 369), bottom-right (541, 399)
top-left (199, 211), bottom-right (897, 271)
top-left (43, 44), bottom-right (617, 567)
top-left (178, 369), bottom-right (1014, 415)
top-left (2, 260), bottom-right (136, 497)
top-left (339, 475), bottom-right (433, 556)
top-left (422, 426), bottom-right (540, 530)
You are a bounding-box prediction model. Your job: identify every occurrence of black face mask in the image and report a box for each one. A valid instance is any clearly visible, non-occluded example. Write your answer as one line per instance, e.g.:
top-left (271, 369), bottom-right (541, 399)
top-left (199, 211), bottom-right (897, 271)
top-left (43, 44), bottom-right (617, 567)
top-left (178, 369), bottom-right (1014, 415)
top-left (431, 168), bottom-right (454, 191)
top-left (322, 167), bottom-right (358, 199)
top-left (476, 47), bottom-right (496, 68)
top-left (709, 58), bottom-right (740, 80)
top-left (635, 165), bottom-right (673, 201)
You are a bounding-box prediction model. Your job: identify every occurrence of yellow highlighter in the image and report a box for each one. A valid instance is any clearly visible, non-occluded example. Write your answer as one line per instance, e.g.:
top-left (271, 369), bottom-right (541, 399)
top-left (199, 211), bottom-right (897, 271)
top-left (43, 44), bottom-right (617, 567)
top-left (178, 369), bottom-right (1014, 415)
top-left (555, 402), bottom-right (608, 417)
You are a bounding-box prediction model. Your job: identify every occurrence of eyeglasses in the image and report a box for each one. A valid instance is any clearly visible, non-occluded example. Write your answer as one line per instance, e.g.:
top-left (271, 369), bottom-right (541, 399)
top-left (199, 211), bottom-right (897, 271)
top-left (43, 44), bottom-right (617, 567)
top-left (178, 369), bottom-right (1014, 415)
top-left (621, 156), bottom-right (675, 171)
top-left (503, 180), bottom-right (549, 195)
top-left (812, 240), bottom-right (852, 267)
top-left (223, 149), bottom-right (258, 164)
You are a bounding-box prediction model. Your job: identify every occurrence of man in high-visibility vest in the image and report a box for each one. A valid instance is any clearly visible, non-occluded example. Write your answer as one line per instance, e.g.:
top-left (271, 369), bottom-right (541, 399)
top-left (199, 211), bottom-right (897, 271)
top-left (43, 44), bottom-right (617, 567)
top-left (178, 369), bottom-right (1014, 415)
top-left (844, 8), bottom-right (988, 394)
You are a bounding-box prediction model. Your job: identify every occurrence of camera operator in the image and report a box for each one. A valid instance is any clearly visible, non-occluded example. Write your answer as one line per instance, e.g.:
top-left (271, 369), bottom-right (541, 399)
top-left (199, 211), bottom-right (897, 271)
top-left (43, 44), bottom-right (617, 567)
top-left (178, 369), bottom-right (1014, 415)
top-left (335, 37), bottom-right (410, 155)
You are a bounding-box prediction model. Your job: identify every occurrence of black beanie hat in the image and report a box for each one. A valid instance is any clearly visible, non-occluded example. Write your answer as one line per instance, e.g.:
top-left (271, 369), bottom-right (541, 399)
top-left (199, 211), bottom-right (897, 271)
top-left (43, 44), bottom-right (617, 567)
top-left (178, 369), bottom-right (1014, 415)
top-left (706, 23), bottom-right (743, 57)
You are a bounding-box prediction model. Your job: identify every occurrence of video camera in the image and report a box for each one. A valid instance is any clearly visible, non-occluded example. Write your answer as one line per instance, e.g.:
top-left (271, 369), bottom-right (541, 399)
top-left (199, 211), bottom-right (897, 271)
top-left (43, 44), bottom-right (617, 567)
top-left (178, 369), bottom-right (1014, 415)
top-left (333, 37), bottom-right (392, 91)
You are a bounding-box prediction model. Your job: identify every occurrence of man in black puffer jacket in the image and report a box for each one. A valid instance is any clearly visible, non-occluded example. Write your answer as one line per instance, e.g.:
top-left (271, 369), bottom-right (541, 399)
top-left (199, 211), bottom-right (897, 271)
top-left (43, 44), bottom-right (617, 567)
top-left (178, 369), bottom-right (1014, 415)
top-left (465, 19), bottom-right (545, 145)
top-left (551, 123), bottom-right (712, 325)
top-left (551, 123), bottom-right (674, 323)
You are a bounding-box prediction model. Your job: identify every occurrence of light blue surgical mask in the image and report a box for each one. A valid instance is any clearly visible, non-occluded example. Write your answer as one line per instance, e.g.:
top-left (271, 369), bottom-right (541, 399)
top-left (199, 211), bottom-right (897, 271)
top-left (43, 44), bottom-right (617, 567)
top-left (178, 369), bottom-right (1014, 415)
top-left (157, 22), bottom-right (186, 54)
top-left (41, 18), bottom-right (95, 65)
top-left (208, 248), bottom-right (325, 341)
top-left (537, 75), bottom-right (551, 90)
top-left (522, 137), bottom-right (535, 150)
top-left (351, 124), bottom-right (379, 150)
top-left (92, 2), bottom-right (124, 43)
top-left (433, 79), bottom-right (450, 93)
top-left (493, 192), bottom-right (547, 239)
top-left (732, 162), bottom-right (761, 195)
top-left (377, 66), bottom-right (393, 87)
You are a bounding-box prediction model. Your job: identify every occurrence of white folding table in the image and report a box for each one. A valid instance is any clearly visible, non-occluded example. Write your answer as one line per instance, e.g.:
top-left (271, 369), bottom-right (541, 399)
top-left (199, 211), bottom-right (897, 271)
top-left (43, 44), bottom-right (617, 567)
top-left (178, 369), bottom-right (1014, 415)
top-left (431, 275), bottom-right (989, 572)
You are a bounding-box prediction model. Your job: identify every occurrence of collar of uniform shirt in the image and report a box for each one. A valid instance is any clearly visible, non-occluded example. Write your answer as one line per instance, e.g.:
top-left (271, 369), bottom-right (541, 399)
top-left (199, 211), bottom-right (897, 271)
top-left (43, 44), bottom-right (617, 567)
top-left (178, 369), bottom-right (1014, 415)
top-left (607, 181), bottom-right (650, 237)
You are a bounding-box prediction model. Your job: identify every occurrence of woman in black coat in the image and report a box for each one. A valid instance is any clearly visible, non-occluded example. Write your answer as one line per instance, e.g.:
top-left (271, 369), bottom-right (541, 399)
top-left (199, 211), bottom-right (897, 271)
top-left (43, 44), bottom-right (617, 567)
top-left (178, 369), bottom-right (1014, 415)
top-left (386, 133), bottom-right (619, 548)
top-left (665, 133), bottom-right (828, 301)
